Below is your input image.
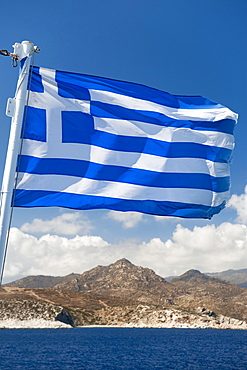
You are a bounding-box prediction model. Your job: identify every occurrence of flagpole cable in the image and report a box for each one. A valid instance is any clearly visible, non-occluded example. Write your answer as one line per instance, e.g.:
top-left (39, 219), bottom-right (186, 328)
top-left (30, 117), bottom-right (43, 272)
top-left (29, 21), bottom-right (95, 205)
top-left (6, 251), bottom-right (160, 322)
top-left (0, 41), bottom-right (38, 285)
top-left (0, 54), bottom-right (36, 285)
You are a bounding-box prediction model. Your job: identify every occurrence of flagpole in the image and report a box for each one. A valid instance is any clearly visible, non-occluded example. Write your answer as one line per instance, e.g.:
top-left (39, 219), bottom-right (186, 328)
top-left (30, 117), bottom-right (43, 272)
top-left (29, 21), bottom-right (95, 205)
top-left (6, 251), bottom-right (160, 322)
top-left (0, 41), bottom-right (37, 284)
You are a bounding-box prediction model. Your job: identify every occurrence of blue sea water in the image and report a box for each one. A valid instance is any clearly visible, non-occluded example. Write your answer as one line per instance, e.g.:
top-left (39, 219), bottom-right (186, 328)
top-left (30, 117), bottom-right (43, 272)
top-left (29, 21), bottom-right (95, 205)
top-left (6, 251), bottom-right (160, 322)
top-left (0, 328), bottom-right (246, 369)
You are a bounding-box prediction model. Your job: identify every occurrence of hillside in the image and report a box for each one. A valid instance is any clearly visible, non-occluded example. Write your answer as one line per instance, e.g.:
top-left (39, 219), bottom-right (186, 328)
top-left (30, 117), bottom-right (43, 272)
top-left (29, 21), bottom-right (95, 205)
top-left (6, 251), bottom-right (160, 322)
top-left (4, 273), bottom-right (80, 289)
top-left (53, 258), bottom-right (184, 305)
top-left (1, 259), bottom-right (247, 328)
top-left (170, 269), bottom-right (247, 320)
top-left (207, 269), bottom-right (247, 289)
top-left (166, 268), bottom-right (247, 288)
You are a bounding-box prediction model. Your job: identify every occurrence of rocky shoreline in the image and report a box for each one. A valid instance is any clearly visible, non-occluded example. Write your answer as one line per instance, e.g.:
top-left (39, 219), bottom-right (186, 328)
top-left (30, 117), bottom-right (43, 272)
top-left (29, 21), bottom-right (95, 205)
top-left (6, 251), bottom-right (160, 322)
top-left (81, 304), bottom-right (247, 330)
top-left (1, 320), bottom-right (246, 330)
top-left (0, 298), bottom-right (74, 328)
top-left (0, 319), bottom-right (72, 329)
top-left (1, 302), bottom-right (247, 330)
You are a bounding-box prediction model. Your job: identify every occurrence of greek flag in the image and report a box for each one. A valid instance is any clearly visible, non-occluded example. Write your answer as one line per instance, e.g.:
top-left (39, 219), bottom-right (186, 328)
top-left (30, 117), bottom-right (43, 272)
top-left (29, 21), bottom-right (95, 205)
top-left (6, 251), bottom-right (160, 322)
top-left (14, 66), bottom-right (237, 218)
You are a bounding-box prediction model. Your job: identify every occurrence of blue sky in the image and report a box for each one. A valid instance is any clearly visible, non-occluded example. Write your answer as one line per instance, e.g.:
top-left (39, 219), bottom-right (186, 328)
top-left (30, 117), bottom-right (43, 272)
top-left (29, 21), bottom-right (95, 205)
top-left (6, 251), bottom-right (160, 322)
top-left (0, 0), bottom-right (247, 282)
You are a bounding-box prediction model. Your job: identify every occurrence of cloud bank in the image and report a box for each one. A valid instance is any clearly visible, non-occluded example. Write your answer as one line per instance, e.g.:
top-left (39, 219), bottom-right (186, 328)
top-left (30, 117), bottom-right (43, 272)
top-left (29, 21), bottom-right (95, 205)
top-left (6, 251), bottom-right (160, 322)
top-left (4, 222), bottom-right (247, 283)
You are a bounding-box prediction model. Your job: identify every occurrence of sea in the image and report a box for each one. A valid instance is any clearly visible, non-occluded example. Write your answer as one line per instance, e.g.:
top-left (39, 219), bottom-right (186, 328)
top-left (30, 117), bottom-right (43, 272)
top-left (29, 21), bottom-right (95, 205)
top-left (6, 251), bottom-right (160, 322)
top-left (0, 328), bottom-right (246, 369)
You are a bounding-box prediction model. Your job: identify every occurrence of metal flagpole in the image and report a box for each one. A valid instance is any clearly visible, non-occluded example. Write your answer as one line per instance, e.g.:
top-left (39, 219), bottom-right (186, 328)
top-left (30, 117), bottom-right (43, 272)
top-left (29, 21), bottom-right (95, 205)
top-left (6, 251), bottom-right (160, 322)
top-left (0, 41), bottom-right (39, 284)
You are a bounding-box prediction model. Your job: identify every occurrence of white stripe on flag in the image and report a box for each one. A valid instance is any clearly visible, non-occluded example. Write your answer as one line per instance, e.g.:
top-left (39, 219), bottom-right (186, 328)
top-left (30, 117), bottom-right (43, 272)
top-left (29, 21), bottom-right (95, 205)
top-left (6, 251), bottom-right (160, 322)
top-left (17, 172), bottom-right (229, 207)
top-left (94, 117), bottom-right (234, 149)
top-left (90, 89), bottom-right (238, 122)
top-left (20, 139), bottom-right (230, 177)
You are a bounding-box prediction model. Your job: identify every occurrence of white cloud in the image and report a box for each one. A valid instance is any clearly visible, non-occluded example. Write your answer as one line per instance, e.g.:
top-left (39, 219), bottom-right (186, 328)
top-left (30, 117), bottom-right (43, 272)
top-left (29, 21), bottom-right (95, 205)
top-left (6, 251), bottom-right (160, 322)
top-left (4, 228), bottom-right (109, 280)
top-left (3, 221), bottom-right (247, 283)
top-left (137, 223), bottom-right (247, 277)
top-left (227, 185), bottom-right (247, 224)
top-left (107, 211), bottom-right (144, 228)
top-left (20, 212), bottom-right (93, 235)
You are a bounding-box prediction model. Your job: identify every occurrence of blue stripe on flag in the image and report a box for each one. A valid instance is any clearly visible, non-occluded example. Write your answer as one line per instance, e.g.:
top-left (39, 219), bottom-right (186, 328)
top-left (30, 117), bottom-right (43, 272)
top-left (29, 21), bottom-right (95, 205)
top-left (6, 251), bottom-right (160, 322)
top-left (55, 70), bottom-right (221, 109)
top-left (18, 155), bottom-right (230, 192)
top-left (91, 101), bottom-right (235, 135)
top-left (13, 189), bottom-right (226, 219)
top-left (62, 128), bottom-right (232, 164)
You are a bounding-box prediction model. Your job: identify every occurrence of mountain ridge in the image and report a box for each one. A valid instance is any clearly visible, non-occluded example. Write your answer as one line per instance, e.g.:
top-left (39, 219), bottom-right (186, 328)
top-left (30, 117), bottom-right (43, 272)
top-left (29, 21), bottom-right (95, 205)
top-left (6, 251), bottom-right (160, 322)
top-left (1, 259), bottom-right (247, 328)
top-left (5, 261), bottom-right (247, 289)
top-left (4, 273), bottom-right (81, 289)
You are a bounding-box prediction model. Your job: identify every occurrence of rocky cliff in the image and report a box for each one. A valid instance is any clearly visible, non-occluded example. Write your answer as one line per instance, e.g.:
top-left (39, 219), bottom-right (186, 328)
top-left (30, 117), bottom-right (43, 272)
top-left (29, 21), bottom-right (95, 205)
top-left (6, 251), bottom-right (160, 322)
top-left (0, 287), bottom-right (73, 328)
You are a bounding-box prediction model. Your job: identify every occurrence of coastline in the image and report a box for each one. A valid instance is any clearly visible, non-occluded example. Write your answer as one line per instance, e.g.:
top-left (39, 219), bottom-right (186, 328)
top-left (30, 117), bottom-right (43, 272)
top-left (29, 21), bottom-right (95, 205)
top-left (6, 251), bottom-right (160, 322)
top-left (1, 321), bottom-right (247, 330)
top-left (0, 319), bottom-right (72, 329)
top-left (78, 323), bottom-right (247, 330)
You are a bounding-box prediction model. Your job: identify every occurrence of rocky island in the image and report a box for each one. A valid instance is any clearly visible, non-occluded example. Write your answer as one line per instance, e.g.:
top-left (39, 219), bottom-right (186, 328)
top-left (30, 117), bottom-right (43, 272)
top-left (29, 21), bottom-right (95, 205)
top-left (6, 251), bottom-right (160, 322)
top-left (1, 259), bottom-right (247, 329)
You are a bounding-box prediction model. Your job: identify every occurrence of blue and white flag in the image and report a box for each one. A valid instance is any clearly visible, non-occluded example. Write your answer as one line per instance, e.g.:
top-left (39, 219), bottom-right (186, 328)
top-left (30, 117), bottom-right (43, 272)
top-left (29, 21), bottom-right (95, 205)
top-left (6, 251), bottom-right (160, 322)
top-left (13, 66), bottom-right (238, 218)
